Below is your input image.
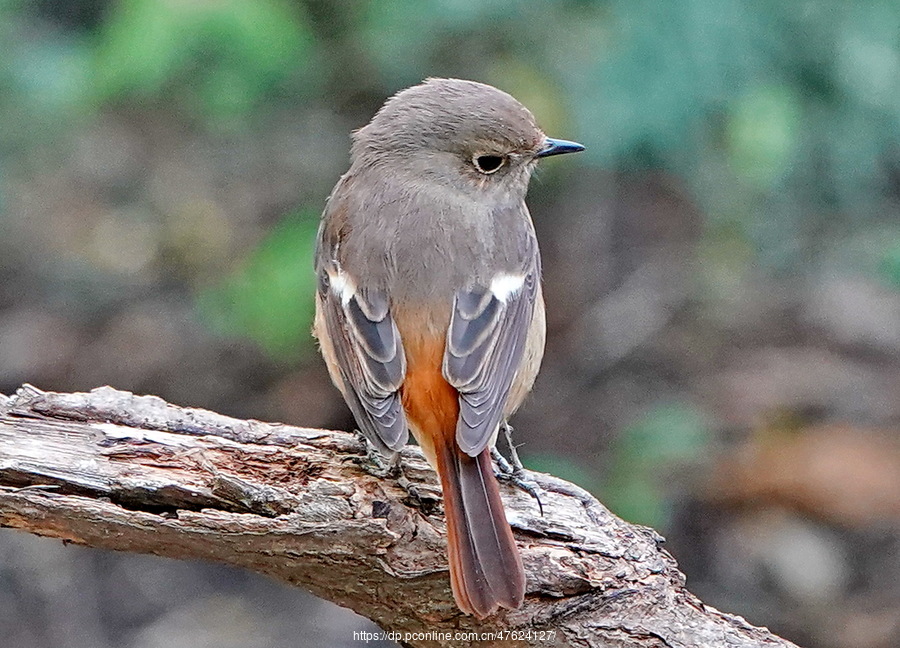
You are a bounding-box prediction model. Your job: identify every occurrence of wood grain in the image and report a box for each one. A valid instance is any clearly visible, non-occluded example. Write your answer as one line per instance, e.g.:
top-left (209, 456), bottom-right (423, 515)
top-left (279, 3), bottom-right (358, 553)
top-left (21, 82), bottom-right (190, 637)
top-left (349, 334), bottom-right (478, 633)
top-left (0, 385), bottom-right (799, 648)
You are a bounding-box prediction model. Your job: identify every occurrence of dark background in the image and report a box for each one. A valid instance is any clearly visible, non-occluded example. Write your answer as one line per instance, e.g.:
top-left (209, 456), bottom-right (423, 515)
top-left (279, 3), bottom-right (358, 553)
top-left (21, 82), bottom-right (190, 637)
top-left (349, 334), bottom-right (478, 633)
top-left (1, 2), bottom-right (899, 647)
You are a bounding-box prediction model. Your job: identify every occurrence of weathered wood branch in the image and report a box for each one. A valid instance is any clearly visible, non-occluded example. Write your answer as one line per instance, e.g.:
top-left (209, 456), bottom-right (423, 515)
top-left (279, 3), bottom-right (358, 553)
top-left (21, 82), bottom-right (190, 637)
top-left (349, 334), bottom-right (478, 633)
top-left (0, 385), bottom-right (798, 648)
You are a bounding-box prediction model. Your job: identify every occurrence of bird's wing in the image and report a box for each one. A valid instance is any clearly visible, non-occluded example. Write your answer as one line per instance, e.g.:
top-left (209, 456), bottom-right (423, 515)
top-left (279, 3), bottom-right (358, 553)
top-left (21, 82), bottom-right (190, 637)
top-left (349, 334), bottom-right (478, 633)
top-left (443, 239), bottom-right (539, 456)
top-left (316, 224), bottom-right (408, 455)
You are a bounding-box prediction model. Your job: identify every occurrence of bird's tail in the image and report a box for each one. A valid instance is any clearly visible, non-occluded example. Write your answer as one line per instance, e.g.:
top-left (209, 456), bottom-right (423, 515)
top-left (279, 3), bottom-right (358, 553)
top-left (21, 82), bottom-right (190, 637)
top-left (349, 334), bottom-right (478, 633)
top-left (434, 437), bottom-right (525, 618)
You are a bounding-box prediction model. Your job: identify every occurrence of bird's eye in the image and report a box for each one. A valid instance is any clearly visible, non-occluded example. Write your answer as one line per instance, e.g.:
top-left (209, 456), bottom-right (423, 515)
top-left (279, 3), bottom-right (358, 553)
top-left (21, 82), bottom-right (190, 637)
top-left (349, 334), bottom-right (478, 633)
top-left (472, 154), bottom-right (506, 174)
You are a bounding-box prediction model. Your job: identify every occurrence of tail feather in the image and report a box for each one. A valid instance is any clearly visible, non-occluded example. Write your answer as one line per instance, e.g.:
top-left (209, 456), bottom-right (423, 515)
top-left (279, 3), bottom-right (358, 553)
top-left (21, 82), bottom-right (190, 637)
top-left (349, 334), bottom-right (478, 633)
top-left (436, 441), bottom-right (525, 617)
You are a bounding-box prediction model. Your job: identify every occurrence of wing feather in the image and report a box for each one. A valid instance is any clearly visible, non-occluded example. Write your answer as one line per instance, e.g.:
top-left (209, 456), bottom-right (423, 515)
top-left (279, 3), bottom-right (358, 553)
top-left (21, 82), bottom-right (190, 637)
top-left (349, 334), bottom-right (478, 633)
top-left (444, 262), bottom-right (539, 456)
top-left (317, 259), bottom-right (409, 454)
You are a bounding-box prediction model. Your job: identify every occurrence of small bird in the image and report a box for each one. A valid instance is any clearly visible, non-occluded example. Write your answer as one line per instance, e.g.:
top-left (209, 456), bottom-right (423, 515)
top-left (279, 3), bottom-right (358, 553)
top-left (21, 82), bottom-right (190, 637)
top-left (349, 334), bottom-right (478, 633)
top-left (313, 78), bottom-right (583, 617)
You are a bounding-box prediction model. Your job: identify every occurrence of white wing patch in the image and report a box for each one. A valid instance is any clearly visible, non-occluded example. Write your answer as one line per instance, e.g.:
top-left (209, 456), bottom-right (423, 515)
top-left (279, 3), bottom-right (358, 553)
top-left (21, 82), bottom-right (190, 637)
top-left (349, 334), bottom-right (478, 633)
top-left (490, 273), bottom-right (526, 303)
top-left (328, 267), bottom-right (356, 306)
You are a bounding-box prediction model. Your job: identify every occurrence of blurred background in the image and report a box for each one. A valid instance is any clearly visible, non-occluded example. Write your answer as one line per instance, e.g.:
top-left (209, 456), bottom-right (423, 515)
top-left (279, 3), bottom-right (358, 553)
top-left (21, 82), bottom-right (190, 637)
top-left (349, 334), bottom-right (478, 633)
top-left (1, 1), bottom-right (899, 647)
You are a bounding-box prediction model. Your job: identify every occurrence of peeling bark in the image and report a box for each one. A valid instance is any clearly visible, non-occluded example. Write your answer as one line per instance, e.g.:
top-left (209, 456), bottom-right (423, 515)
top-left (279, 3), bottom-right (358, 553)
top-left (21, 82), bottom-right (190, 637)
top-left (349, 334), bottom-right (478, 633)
top-left (0, 385), bottom-right (799, 648)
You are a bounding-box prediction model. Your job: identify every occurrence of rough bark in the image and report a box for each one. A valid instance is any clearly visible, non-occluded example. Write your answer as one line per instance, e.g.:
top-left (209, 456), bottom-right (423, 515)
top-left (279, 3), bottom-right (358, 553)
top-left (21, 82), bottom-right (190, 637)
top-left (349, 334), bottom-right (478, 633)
top-left (0, 385), bottom-right (799, 648)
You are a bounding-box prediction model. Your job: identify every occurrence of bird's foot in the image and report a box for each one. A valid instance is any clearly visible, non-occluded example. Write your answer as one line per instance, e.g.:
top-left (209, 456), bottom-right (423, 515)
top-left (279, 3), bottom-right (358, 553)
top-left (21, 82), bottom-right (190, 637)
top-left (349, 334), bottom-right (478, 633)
top-left (347, 430), bottom-right (401, 478)
top-left (348, 430), bottom-right (441, 513)
top-left (499, 421), bottom-right (526, 472)
top-left (396, 471), bottom-right (442, 514)
top-left (491, 424), bottom-right (544, 516)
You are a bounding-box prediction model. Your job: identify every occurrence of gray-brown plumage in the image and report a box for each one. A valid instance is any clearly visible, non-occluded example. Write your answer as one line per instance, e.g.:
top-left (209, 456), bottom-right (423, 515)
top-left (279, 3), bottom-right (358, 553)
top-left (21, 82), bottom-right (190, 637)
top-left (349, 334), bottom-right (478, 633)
top-left (313, 78), bottom-right (583, 617)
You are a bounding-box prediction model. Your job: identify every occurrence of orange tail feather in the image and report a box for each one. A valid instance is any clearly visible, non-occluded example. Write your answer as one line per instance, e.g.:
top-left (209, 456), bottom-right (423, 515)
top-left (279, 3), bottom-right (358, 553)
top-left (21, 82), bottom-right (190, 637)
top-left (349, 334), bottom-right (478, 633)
top-left (435, 439), bottom-right (525, 618)
top-left (400, 334), bottom-right (524, 617)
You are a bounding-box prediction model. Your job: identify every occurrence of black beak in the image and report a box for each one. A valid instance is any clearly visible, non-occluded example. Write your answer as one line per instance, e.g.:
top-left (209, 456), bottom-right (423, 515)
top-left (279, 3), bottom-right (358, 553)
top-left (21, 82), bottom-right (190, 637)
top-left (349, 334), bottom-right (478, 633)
top-left (536, 137), bottom-right (585, 158)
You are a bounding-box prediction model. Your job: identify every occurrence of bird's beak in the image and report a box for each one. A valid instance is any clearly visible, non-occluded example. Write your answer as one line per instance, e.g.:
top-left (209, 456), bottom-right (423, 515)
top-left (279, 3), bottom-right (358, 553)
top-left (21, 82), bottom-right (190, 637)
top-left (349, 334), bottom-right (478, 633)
top-left (536, 137), bottom-right (585, 158)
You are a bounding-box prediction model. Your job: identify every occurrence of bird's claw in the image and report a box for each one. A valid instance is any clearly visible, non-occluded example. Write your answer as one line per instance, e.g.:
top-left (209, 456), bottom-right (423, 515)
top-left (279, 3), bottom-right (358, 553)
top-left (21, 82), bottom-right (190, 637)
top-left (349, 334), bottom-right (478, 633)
top-left (491, 425), bottom-right (544, 516)
top-left (347, 430), bottom-right (401, 478)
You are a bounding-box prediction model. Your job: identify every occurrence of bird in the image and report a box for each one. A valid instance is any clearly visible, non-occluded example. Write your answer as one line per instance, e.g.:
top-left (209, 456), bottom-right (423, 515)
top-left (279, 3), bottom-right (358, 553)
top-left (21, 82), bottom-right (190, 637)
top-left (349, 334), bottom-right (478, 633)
top-left (313, 77), bottom-right (583, 618)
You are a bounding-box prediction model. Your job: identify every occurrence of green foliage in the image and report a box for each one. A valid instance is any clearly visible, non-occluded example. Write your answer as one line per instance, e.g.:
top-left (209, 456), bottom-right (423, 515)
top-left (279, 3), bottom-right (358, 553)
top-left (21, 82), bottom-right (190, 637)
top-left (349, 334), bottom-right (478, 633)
top-left (91, 0), bottom-right (313, 122)
top-left (0, 4), bottom-right (92, 152)
top-left (603, 402), bottom-right (711, 528)
top-left (543, 0), bottom-right (900, 265)
top-left (362, 0), bottom-right (537, 84)
top-left (726, 84), bottom-right (801, 190)
top-left (359, 0), bottom-right (576, 133)
top-left (196, 211), bottom-right (320, 361)
top-left (882, 241), bottom-right (900, 288)
top-left (4, 0), bottom-right (899, 366)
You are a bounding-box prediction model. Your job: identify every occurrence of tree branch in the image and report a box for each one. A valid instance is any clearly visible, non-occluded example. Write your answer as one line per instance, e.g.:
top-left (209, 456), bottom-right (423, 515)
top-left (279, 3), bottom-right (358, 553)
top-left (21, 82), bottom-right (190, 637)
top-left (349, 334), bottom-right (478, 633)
top-left (0, 385), bottom-right (798, 648)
